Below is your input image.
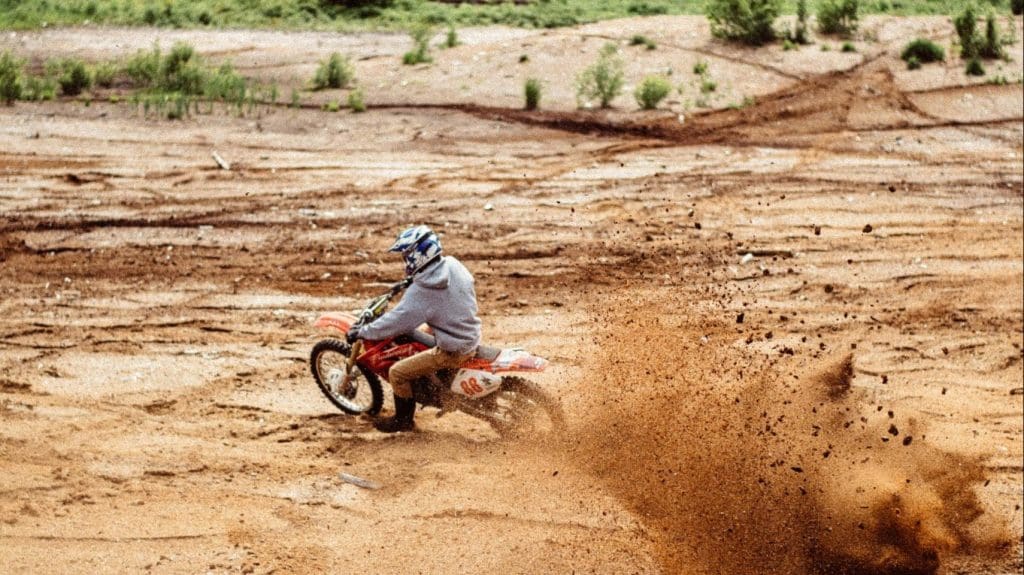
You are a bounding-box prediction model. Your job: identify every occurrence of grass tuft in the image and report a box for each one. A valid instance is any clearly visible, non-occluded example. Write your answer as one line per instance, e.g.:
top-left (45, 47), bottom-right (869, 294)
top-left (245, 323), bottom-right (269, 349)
top-left (313, 52), bottom-right (354, 90)
top-left (524, 77), bottom-right (542, 110)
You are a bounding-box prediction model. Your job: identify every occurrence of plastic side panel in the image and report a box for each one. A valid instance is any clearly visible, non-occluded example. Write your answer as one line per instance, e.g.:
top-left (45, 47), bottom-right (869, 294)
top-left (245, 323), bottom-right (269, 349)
top-left (314, 312), bottom-right (358, 334)
top-left (451, 369), bottom-right (502, 399)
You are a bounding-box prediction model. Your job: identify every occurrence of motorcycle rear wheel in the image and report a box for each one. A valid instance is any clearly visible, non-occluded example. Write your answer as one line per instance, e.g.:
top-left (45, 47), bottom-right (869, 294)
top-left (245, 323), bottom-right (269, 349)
top-left (485, 376), bottom-right (566, 438)
top-left (310, 339), bottom-right (384, 415)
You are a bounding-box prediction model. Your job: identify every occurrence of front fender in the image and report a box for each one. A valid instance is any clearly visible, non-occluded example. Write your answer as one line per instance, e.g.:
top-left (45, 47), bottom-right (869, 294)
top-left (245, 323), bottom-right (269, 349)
top-left (314, 312), bottom-right (359, 335)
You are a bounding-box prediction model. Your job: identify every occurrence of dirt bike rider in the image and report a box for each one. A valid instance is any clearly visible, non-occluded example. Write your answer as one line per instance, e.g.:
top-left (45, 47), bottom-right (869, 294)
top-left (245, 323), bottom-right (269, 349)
top-left (346, 225), bottom-right (482, 432)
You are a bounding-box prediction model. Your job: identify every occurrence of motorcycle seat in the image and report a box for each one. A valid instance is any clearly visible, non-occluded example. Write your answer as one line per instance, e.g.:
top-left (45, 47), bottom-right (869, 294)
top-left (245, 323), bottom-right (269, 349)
top-left (407, 329), bottom-right (501, 361)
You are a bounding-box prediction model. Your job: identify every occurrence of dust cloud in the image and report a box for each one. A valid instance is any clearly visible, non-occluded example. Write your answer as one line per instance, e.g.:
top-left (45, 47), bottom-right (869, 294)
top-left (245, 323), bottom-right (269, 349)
top-left (557, 293), bottom-right (1011, 574)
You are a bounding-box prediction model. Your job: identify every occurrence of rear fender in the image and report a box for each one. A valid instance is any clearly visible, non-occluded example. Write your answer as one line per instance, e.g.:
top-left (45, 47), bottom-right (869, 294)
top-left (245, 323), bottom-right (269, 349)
top-left (314, 312), bottom-right (358, 335)
top-left (466, 348), bottom-right (548, 373)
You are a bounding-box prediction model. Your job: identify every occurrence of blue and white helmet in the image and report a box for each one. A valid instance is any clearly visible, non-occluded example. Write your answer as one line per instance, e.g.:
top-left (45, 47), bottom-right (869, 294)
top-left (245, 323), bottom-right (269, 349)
top-left (389, 225), bottom-right (443, 276)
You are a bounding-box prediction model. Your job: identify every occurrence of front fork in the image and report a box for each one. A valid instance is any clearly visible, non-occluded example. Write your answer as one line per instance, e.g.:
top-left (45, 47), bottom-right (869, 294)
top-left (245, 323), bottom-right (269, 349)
top-left (344, 339), bottom-right (364, 389)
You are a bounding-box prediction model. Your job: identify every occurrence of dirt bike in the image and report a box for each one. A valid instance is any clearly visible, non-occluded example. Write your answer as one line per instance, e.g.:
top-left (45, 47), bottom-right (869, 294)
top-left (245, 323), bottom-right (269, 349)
top-left (310, 279), bottom-right (564, 436)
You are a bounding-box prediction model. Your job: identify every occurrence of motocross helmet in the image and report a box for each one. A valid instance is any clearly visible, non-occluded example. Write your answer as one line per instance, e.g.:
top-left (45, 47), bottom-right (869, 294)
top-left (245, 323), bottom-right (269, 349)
top-left (389, 225), bottom-right (443, 276)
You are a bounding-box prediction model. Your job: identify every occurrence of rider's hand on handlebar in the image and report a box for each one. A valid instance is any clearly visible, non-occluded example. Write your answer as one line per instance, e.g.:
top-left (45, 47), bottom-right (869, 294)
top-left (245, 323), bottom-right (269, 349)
top-left (346, 325), bottom-right (361, 344)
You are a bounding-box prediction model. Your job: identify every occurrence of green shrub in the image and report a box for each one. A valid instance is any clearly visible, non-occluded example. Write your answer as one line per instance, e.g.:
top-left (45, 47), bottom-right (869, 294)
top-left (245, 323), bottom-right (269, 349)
top-left (818, 0), bottom-right (859, 36)
top-left (22, 76), bottom-right (56, 101)
top-left (403, 25), bottom-right (433, 65)
top-left (160, 43), bottom-right (204, 94)
top-left (92, 61), bottom-right (117, 88)
top-left (787, 0), bottom-right (811, 44)
top-left (524, 77), bottom-right (541, 110)
top-left (901, 38), bottom-right (945, 63)
top-left (634, 75), bottom-right (671, 110)
top-left (204, 62), bottom-right (247, 103)
top-left (701, 78), bottom-right (717, 93)
top-left (906, 55), bottom-right (921, 69)
top-left (1013, 0), bottom-right (1023, 16)
top-left (443, 25), bottom-right (459, 48)
top-left (693, 61), bottom-right (708, 75)
top-left (955, 5), bottom-right (980, 59)
top-left (630, 34), bottom-right (657, 49)
top-left (313, 52), bottom-right (353, 89)
top-left (0, 51), bottom-right (22, 104)
top-left (323, 100), bottom-right (340, 112)
top-left (783, 38), bottom-right (796, 50)
top-left (124, 45), bottom-right (162, 87)
top-left (54, 58), bottom-right (92, 96)
top-left (980, 14), bottom-right (1005, 59)
top-left (347, 88), bottom-right (366, 112)
top-left (841, 41), bottom-right (856, 52)
top-left (705, 0), bottom-right (781, 45)
top-left (965, 58), bottom-right (985, 75)
top-left (575, 43), bottom-right (624, 108)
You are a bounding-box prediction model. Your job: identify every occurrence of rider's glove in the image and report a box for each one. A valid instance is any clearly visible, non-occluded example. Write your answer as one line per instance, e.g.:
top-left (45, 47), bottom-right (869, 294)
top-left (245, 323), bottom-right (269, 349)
top-left (346, 325), bottom-right (361, 344)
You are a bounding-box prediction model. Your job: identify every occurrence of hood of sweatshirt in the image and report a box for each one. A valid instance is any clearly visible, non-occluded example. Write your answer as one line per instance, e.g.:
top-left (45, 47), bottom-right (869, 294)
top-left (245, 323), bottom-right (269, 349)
top-left (413, 257), bottom-right (449, 289)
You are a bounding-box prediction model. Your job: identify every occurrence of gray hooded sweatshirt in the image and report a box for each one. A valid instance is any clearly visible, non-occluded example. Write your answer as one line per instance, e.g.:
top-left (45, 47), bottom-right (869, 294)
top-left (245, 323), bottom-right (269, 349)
top-left (357, 256), bottom-right (482, 355)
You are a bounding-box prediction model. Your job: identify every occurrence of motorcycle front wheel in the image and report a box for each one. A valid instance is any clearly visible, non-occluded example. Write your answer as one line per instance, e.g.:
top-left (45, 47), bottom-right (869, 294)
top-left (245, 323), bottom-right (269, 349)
top-left (310, 339), bottom-right (384, 415)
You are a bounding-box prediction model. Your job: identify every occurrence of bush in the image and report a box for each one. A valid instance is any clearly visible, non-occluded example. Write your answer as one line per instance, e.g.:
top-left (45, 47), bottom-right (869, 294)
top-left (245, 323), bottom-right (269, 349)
top-left (347, 88), bottom-right (366, 112)
top-left (980, 14), bottom-right (1005, 59)
top-left (954, 5), bottom-right (980, 59)
top-left (54, 59), bottom-right (92, 96)
top-left (906, 55), bottom-right (921, 70)
top-left (635, 75), bottom-right (671, 110)
top-left (313, 52), bottom-right (353, 89)
top-left (701, 78), bottom-right (717, 93)
top-left (204, 62), bottom-right (247, 103)
top-left (92, 61), bottom-right (117, 88)
top-left (841, 41), bottom-right (856, 52)
top-left (706, 0), bottom-right (781, 45)
top-left (575, 44), bottom-right (624, 108)
top-left (402, 25), bottom-right (433, 65)
top-left (693, 61), bottom-right (708, 75)
top-left (1014, 0), bottom-right (1023, 16)
top-left (787, 0), bottom-right (811, 44)
top-left (965, 58), bottom-right (985, 75)
top-left (524, 77), bottom-right (541, 110)
top-left (901, 38), bottom-right (945, 64)
top-left (443, 25), bottom-right (459, 48)
top-left (630, 34), bottom-right (657, 50)
top-left (124, 45), bottom-right (162, 87)
top-left (0, 51), bottom-right (22, 104)
top-left (818, 0), bottom-right (859, 36)
top-left (22, 76), bottom-right (56, 101)
top-left (160, 43), bottom-right (204, 94)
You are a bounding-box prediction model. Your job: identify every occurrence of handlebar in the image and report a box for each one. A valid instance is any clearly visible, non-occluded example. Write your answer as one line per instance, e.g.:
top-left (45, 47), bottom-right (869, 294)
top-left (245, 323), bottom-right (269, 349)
top-left (354, 277), bottom-right (413, 326)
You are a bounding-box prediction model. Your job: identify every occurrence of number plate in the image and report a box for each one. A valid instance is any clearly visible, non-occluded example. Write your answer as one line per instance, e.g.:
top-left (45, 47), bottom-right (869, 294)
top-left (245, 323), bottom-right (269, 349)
top-left (451, 369), bottom-right (502, 399)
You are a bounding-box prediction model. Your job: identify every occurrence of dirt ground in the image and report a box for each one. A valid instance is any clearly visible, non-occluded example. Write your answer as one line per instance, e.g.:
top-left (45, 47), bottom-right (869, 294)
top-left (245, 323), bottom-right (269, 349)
top-left (1, 15), bottom-right (1022, 575)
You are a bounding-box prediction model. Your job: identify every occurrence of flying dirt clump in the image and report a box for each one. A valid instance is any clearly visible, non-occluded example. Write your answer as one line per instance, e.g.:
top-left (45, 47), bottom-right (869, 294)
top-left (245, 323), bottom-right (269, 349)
top-left (559, 293), bottom-right (1011, 575)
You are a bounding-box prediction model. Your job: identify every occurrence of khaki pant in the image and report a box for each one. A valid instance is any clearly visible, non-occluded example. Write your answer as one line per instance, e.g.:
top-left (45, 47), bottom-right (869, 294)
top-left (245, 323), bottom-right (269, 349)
top-left (389, 347), bottom-right (474, 398)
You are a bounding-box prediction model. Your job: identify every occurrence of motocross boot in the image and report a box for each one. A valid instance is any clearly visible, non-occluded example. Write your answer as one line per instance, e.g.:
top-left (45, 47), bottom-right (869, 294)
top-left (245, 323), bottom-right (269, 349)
top-left (375, 396), bottom-right (416, 433)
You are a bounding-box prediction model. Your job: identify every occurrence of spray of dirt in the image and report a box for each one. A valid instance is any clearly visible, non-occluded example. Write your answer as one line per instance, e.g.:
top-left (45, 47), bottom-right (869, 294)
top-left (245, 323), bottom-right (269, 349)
top-left (557, 292), bottom-right (1012, 574)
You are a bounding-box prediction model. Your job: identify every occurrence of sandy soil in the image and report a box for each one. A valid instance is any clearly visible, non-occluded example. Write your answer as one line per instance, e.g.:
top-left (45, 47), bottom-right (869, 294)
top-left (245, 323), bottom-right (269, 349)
top-left (1, 16), bottom-right (1022, 575)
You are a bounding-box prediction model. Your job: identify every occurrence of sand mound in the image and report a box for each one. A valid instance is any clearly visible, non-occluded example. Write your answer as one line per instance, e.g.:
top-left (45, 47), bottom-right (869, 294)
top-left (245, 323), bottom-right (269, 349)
top-left (558, 293), bottom-right (1010, 574)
